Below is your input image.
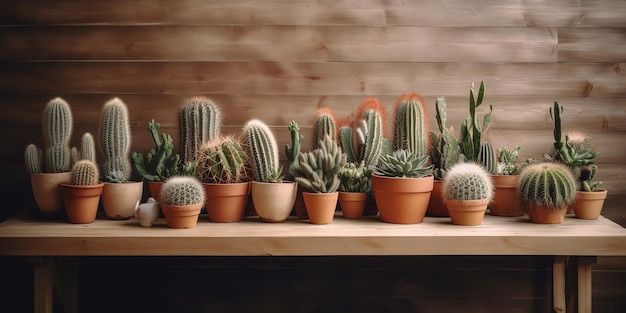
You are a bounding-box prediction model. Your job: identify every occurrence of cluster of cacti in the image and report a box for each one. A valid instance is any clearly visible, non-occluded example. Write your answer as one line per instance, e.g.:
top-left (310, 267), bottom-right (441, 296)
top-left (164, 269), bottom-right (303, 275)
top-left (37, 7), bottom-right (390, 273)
top-left (161, 176), bottom-right (206, 206)
top-left (284, 120), bottom-right (303, 180)
top-left (293, 135), bottom-right (346, 193)
top-left (242, 119), bottom-right (280, 183)
top-left (99, 98), bottom-right (132, 183)
top-left (70, 160), bottom-right (100, 186)
top-left (132, 120), bottom-right (186, 182)
top-left (496, 145), bottom-right (522, 175)
top-left (197, 136), bottom-right (248, 184)
top-left (373, 149), bottom-right (433, 178)
top-left (312, 108), bottom-right (337, 150)
top-left (339, 97), bottom-right (385, 167)
top-left (429, 96), bottom-right (463, 180)
top-left (179, 97), bottom-right (221, 163)
top-left (579, 164), bottom-right (602, 192)
top-left (338, 161), bottom-right (372, 193)
top-left (459, 81), bottom-right (492, 162)
top-left (519, 162), bottom-right (576, 210)
top-left (443, 163), bottom-right (494, 201)
top-left (477, 142), bottom-right (497, 175)
top-left (393, 92), bottom-right (430, 158)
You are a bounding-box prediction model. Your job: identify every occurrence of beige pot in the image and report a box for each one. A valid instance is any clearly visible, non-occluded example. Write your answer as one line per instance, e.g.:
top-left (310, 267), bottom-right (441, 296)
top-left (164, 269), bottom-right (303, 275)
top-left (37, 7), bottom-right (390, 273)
top-left (251, 181), bottom-right (298, 222)
top-left (489, 175), bottom-right (523, 217)
top-left (31, 172), bottom-right (71, 215)
top-left (338, 192), bottom-right (367, 219)
top-left (446, 198), bottom-right (489, 226)
top-left (59, 182), bottom-right (105, 224)
top-left (102, 181), bottom-right (144, 220)
top-left (372, 174), bottom-right (434, 224)
top-left (574, 189), bottom-right (608, 220)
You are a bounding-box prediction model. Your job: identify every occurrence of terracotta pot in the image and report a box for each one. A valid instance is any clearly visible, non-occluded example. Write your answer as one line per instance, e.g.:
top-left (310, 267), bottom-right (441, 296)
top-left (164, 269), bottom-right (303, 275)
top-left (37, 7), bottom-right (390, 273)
top-left (59, 182), bottom-right (105, 224)
top-left (574, 189), bottom-right (608, 220)
top-left (147, 181), bottom-right (164, 203)
top-left (251, 181), bottom-right (298, 222)
top-left (161, 203), bottom-right (203, 229)
top-left (427, 180), bottom-right (448, 217)
top-left (489, 175), bottom-right (523, 217)
top-left (371, 174), bottom-right (434, 224)
top-left (203, 182), bottom-right (250, 222)
top-left (293, 184), bottom-right (308, 219)
top-left (526, 204), bottom-right (567, 224)
top-left (31, 172), bottom-right (71, 215)
top-left (101, 181), bottom-right (144, 220)
top-left (446, 198), bottom-right (489, 226)
top-left (303, 192), bottom-right (338, 224)
top-left (338, 192), bottom-right (367, 219)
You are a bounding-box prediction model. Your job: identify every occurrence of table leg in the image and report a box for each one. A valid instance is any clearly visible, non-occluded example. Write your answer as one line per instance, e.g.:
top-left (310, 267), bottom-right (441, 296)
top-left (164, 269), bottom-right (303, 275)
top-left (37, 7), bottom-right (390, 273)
top-left (34, 257), bottom-right (53, 313)
top-left (32, 257), bottom-right (79, 313)
top-left (577, 257), bottom-right (597, 313)
top-left (554, 256), bottom-right (567, 313)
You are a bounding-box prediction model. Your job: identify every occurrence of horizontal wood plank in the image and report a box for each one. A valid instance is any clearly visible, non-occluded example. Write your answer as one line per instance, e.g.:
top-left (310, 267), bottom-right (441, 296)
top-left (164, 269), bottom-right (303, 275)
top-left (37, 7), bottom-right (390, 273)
top-left (559, 28), bottom-right (626, 62)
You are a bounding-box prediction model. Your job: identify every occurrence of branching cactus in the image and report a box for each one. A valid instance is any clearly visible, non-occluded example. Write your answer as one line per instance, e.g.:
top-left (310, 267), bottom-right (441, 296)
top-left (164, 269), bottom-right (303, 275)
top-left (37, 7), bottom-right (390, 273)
top-left (24, 144), bottom-right (43, 174)
top-left (293, 135), bottom-right (346, 193)
top-left (429, 96), bottom-right (462, 180)
top-left (443, 163), bottom-right (494, 201)
top-left (340, 97), bottom-right (385, 167)
top-left (285, 120), bottom-right (303, 180)
top-left (519, 162), bottom-right (576, 210)
top-left (179, 96), bottom-right (222, 163)
top-left (71, 133), bottom-right (95, 164)
top-left (312, 108), bottom-right (337, 150)
top-left (393, 92), bottom-right (430, 158)
top-left (241, 119), bottom-right (280, 182)
top-left (70, 160), bottom-right (100, 186)
top-left (459, 81), bottom-right (492, 162)
top-left (197, 136), bottom-right (249, 184)
top-left (132, 120), bottom-right (185, 182)
top-left (477, 142), bottom-right (497, 175)
top-left (338, 161), bottom-right (372, 193)
top-left (496, 145), bottom-right (522, 175)
top-left (161, 176), bottom-right (206, 206)
top-left (44, 97), bottom-right (73, 173)
top-left (99, 98), bottom-right (132, 183)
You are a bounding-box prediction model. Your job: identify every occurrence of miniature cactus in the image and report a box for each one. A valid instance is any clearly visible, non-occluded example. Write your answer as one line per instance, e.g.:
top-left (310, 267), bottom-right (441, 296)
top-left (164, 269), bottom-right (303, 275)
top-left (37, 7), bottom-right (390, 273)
top-left (179, 96), bottom-right (222, 163)
top-left (132, 120), bottom-right (189, 182)
top-left (313, 108), bottom-right (337, 150)
top-left (44, 97), bottom-right (73, 173)
top-left (519, 162), bottom-right (576, 210)
top-left (340, 97), bottom-right (385, 167)
top-left (477, 142), bottom-right (497, 175)
top-left (429, 96), bottom-right (463, 180)
top-left (393, 92), bottom-right (430, 158)
top-left (443, 163), bottom-right (494, 201)
top-left (161, 176), bottom-right (206, 206)
top-left (70, 160), bottom-right (100, 186)
top-left (197, 135), bottom-right (249, 184)
top-left (579, 164), bottom-right (602, 192)
top-left (24, 144), bottom-right (43, 174)
top-left (496, 145), bottom-right (522, 175)
top-left (285, 120), bottom-right (303, 180)
top-left (338, 161), bottom-right (372, 193)
top-left (374, 149), bottom-right (433, 178)
top-left (99, 98), bottom-right (132, 183)
top-left (242, 119), bottom-right (280, 183)
top-left (293, 135), bottom-right (346, 193)
top-left (459, 81), bottom-right (492, 162)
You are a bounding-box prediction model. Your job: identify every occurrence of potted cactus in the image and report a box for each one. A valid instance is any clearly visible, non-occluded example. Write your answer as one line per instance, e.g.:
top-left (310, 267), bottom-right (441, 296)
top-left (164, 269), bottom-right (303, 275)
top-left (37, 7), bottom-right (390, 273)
top-left (196, 135), bottom-right (250, 222)
top-left (312, 108), bottom-right (338, 149)
top-left (285, 121), bottom-right (308, 218)
top-left (293, 135), bottom-right (346, 224)
top-left (393, 92), bottom-right (430, 157)
top-left (338, 161), bottom-right (372, 219)
top-left (98, 98), bottom-right (143, 220)
top-left (574, 164), bottom-right (607, 219)
top-left (489, 145), bottom-right (524, 217)
top-left (242, 119), bottom-right (297, 223)
top-left (160, 176), bottom-right (206, 228)
top-left (371, 149), bottom-right (434, 224)
top-left (59, 160), bottom-right (104, 224)
top-left (442, 163), bottom-right (494, 226)
top-left (179, 96), bottom-right (222, 164)
top-left (519, 162), bottom-right (577, 224)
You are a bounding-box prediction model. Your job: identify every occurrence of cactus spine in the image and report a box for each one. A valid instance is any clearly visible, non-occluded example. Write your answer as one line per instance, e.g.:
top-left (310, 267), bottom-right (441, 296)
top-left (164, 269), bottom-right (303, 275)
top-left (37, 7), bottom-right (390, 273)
top-left (44, 97), bottom-right (73, 173)
top-left (161, 176), bottom-right (206, 206)
top-left (443, 163), bottom-right (494, 201)
top-left (312, 108), bottom-right (337, 150)
top-left (70, 160), bottom-right (100, 186)
top-left (459, 81), bottom-right (492, 162)
top-left (429, 96), bottom-right (462, 180)
top-left (285, 121), bottom-right (303, 180)
top-left (179, 97), bottom-right (222, 163)
top-left (197, 136), bottom-right (248, 184)
top-left (519, 162), bottom-right (576, 210)
top-left (477, 142), bottom-right (497, 175)
top-left (340, 98), bottom-right (385, 167)
top-left (24, 144), bottom-right (43, 174)
top-left (394, 92), bottom-right (430, 158)
top-left (99, 98), bottom-right (132, 183)
top-left (242, 119), bottom-right (280, 182)
top-left (293, 135), bottom-right (345, 193)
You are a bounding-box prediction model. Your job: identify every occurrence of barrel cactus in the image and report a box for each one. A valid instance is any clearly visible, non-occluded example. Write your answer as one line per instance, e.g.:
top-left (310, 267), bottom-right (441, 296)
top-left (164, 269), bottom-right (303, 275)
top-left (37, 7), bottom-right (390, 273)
top-left (443, 163), bottom-right (494, 201)
top-left (99, 98), bottom-right (132, 183)
top-left (429, 96), bottom-right (463, 180)
top-left (293, 135), bottom-right (346, 193)
top-left (477, 142), bottom-right (497, 175)
top-left (70, 160), bottom-right (100, 186)
top-left (179, 96), bottom-right (221, 163)
top-left (519, 162), bottom-right (576, 210)
top-left (394, 92), bottom-right (430, 158)
top-left (313, 108), bottom-right (337, 150)
top-left (197, 135), bottom-right (248, 184)
top-left (161, 176), bottom-right (206, 206)
top-left (241, 119), bottom-right (280, 183)
top-left (373, 149), bottom-right (433, 178)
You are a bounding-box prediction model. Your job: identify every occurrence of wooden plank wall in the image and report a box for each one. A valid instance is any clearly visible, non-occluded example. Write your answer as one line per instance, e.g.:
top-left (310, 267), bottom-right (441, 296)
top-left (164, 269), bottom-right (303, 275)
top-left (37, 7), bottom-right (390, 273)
top-left (0, 1), bottom-right (625, 312)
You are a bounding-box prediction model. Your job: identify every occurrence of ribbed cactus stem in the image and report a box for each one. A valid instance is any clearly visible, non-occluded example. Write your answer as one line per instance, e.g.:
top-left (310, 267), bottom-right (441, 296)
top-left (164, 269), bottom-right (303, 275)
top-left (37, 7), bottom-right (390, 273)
top-left (197, 136), bottom-right (248, 184)
top-left (81, 132), bottom-right (96, 163)
top-left (293, 135), bottom-right (345, 193)
top-left (459, 81), bottom-right (492, 162)
top-left (360, 109), bottom-right (383, 167)
top-left (519, 162), bottom-right (576, 210)
top-left (339, 126), bottom-right (358, 163)
top-left (478, 142), bottom-right (497, 175)
top-left (161, 176), bottom-right (206, 206)
top-left (24, 144), bottom-right (43, 174)
top-left (435, 96), bottom-right (447, 133)
top-left (99, 98), bottom-right (132, 183)
top-left (242, 119), bottom-right (279, 182)
top-left (179, 97), bottom-right (222, 163)
top-left (70, 160), bottom-right (100, 186)
top-left (550, 101), bottom-right (564, 156)
top-left (43, 97), bottom-right (73, 173)
top-left (443, 163), bottom-right (494, 201)
top-left (313, 108), bottom-right (337, 150)
top-left (394, 93), bottom-right (429, 158)
top-left (285, 120), bottom-right (303, 162)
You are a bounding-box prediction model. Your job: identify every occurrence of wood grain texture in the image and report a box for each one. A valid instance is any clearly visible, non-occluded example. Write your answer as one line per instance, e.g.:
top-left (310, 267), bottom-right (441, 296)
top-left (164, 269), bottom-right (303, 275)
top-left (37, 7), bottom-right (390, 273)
top-left (559, 28), bottom-right (626, 62)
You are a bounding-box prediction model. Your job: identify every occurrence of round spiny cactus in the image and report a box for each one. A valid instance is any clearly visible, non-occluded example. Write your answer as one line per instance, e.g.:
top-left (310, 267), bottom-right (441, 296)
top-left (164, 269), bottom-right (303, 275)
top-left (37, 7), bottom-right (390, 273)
top-left (519, 162), bottom-right (576, 210)
top-left (161, 176), bottom-right (206, 206)
top-left (443, 163), bottom-right (494, 201)
top-left (70, 160), bottom-right (100, 186)
top-left (197, 135), bottom-right (248, 184)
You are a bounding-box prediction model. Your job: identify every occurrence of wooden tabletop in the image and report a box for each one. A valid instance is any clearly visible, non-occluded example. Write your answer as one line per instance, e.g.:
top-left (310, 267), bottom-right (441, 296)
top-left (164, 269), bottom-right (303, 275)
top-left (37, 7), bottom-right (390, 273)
top-left (1, 214), bottom-right (625, 257)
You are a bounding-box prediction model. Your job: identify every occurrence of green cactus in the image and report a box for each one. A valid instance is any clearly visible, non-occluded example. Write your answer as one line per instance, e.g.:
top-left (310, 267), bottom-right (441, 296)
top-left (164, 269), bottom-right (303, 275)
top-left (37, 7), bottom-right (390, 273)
top-left (496, 145), bottom-right (522, 175)
top-left (70, 160), bottom-right (100, 186)
top-left (477, 142), bottom-right (497, 175)
top-left (429, 96), bottom-right (463, 180)
top-left (81, 132), bottom-right (96, 163)
top-left (579, 164), bottom-right (602, 192)
top-left (393, 92), bottom-right (430, 158)
top-left (99, 98), bottom-right (132, 183)
top-left (312, 108), bottom-right (337, 150)
top-left (24, 144), bottom-right (43, 174)
top-left (179, 96), bottom-right (222, 163)
top-left (550, 101), bottom-right (564, 157)
top-left (197, 136), bottom-right (249, 184)
top-left (285, 120), bottom-right (303, 180)
top-left (242, 119), bottom-right (280, 183)
top-left (339, 125), bottom-right (358, 163)
top-left (43, 97), bottom-right (73, 173)
top-left (443, 163), bottom-right (494, 201)
top-left (338, 161), bottom-right (372, 193)
top-left (519, 162), bottom-right (577, 210)
top-left (293, 135), bottom-right (345, 193)
top-left (161, 176), bottom-right (206, 206)
top-left (459, 81), bottom-right (492, 162)
top-left (132, 120), bottom-right (187, 182)
top-left (373, 149), bottom-right (433, 178)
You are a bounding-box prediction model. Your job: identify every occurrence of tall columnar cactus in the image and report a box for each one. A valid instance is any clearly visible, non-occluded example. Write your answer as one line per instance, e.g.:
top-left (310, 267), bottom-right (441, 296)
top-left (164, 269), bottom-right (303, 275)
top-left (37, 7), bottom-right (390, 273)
top-left (70, 160), bottom-right (100, 186)
top-left (285, 120), bottom-right (303, 180)
top-left (197, 136), bottom-right (249, 184)
top-left (242, 119), bottom-right (280, 182)
top-left (459, 81), bottom-right (492, 162)
top-left (132, 120), bottom-right (185, 182)
top-left (429, 96), bottom-right (462, 180)
top-left (477, 142), bottom-right (497, 175)
top-left (393, 92), bottom-right (430, 158)
top-left (81, 132), bottom-right (96, 163)
top-left (550, 101), bottom-right (564, 158)
top-left (44, 97), bottom-right (73, 173)
top-left (443, 163), bottom-right (494, 201)
top-left (340, 97), bottom-right (385, 167)
top-left (519, 162), bottom-right (576, 210)
top-left (312, 108), bottom-right (337, 150)
top-left (179, 96), bottom-right (222, 163)
top-left (24, 144), bottom-right (43, 174)
top-left (99, 98), bottom-right (132, 183)
top-left (293, 135), bottom-right (346, 193)
top-left (161, 176), bottom-right (206, 206)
